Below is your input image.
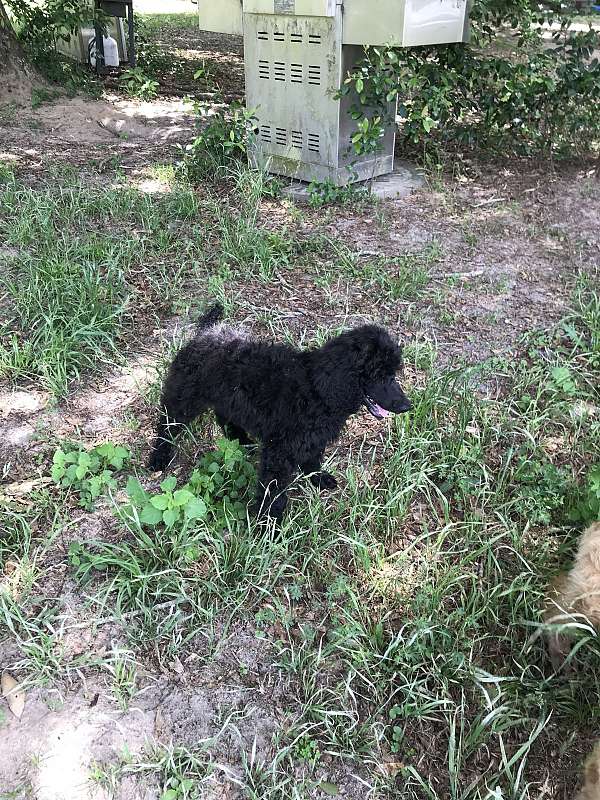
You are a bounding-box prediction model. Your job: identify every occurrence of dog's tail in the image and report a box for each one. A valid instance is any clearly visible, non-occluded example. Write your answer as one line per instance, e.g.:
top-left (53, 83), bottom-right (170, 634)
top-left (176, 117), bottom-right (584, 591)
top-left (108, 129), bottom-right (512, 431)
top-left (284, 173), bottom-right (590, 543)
top-left (196, 302), bottom-right (224, 332)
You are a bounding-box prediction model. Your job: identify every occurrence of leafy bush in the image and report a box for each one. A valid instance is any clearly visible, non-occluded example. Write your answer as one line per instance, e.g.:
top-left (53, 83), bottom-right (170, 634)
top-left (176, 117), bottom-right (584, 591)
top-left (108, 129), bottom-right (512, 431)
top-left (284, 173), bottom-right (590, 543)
top-left (178, 102), bottom-right (257, 183)
top-left (5, 0), bottom-right (105, 92)
top-left (119, 67), bottom-right (160, 100)
top-left (188, 437), bottom-right (256, 524)
top-left (6, 0), bottom-right (96, 49)
top-left (51, 442), bottom-right (131, 510)
top-left (121, 438), bottom-right (255, 532)
top-left (340, 1), bottom-right (600, 158)
top-left (132, 15), bottom-right (171, 77)
top-left (307, 179), bottom-right (369, 208)
top-left (124, 475), bottom-right (207, 529)
top-left (510, 449), bottom-right (570, 525)
top-left (569, 465), bottom-right (600, 524)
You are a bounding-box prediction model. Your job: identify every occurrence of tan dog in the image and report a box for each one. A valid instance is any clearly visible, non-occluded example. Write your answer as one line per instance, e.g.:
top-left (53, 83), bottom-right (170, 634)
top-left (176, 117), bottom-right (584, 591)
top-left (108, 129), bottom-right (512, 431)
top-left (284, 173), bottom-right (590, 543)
top-left (575, 740), bottom-right (600, 800)
top-left (544, 522), bottom-right (600, 670)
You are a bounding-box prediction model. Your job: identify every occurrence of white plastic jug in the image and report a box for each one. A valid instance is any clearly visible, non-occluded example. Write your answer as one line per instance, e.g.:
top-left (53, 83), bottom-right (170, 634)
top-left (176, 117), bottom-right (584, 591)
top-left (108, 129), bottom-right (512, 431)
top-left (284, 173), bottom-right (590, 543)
top-left (89, 35), bottom-right (120, 68)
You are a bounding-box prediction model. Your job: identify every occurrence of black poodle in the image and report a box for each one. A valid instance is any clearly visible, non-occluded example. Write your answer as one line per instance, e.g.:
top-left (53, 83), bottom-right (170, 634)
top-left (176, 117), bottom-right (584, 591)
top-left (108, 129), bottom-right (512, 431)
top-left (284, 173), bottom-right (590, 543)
top-left (148, 304), bottom-right (411, 520)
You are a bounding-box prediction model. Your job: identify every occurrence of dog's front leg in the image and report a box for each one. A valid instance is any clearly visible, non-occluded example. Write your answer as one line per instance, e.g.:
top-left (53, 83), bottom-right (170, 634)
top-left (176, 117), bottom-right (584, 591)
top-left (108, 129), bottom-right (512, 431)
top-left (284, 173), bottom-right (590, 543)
top-left (253, 445), bottom-right (295, 521)
top-left (301, 449), bottom-right (337, 491)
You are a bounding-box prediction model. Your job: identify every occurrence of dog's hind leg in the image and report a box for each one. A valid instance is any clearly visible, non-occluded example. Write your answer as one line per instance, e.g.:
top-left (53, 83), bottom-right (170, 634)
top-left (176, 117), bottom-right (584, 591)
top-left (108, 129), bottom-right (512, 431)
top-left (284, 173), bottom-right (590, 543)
top-left (253, 446), bottom-right (295, 521)
top-left (215, 414), bottom-right (252, 445)
top-left (148, 394), bottom-right (207, 471)
top-left (301, 450), bottom-right (338, 491)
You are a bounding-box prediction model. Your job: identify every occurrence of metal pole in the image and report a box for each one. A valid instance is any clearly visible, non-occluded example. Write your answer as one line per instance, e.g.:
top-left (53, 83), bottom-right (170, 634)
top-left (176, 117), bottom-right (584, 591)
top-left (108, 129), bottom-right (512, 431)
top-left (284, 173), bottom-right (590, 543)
top-left (127, 1), bottom-right (136, 67)
top-left (94, 0), bottom-right (105, 74)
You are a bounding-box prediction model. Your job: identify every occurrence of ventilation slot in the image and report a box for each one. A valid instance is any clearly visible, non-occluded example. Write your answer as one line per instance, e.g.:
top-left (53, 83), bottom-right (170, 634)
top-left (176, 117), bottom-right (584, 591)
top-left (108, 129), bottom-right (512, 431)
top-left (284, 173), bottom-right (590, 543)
top-left (260, 125), bottom-right (272, 143)
top-left (257, 30), bottom-right (269, 40)
top-left (307, 133), bottom-right (320, 153)
top-left (258, 60), bottom-right (270, 80)
top-left (291, 130), bottom-right (303, 149)
top-left (275, 127), bottom-right (287, 146)
top-left (290, 32), bottom-right (302, 43)
top-left (290, 64), bottom-right (303, 84)
top-left (308, 65), bottom-right (321, 85)
top-left (273, 61), bottom-right (286, 81)
top-left (273, 31), bottom-right (285, 42)
top-left (308, 33), bottom-right (322, 44)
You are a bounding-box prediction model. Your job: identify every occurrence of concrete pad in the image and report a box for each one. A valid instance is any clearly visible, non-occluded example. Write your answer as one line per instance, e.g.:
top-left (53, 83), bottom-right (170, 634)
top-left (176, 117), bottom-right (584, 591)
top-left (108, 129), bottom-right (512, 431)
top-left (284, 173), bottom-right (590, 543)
top-left (283, 160), bottom-right (425, 203)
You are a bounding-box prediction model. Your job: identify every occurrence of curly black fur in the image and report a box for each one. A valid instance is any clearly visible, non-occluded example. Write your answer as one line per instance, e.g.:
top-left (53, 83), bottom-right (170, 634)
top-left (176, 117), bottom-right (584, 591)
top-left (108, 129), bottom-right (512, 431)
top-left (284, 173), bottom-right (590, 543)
top-left (148, 304), bottom-right (411, 520)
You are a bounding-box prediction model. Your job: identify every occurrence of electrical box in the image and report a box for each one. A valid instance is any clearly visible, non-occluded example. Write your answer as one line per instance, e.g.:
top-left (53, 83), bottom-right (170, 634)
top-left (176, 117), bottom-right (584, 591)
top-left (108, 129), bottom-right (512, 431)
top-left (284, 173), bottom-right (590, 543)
top-left (199, 0), bottom-right (470, 185)
top-left (56, 19), bottom-right (128, 65)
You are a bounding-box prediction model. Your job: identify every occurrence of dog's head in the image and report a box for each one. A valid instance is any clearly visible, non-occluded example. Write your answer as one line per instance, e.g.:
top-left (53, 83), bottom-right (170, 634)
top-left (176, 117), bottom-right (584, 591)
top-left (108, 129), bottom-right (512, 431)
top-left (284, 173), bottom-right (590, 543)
top-left (312, 324), bottom-right (411, 418)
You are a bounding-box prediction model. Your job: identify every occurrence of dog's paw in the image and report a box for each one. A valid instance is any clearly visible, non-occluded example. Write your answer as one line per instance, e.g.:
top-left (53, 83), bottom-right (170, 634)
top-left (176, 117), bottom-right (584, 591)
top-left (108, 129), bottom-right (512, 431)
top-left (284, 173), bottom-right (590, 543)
top-left (310, 471), bottom-right (338, 491)
top-left (147, 447), bottom-right (170, 472)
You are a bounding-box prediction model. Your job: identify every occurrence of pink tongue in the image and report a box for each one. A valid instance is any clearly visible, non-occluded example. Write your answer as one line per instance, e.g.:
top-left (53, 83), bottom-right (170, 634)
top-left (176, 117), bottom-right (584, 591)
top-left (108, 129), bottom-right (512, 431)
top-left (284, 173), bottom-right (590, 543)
top-left (374, 404), bottom-right (390, 418)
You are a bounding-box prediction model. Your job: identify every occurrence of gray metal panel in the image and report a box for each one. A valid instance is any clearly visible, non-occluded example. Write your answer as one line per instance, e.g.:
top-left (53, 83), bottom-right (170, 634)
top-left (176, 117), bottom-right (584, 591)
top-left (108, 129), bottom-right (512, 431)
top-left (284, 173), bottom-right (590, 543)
top-left (342, 0), bottom-right (468, 47)
top-left (245, 0), bottom-right (337, 15)
top-left (245, 12), bottom-right (343, 181)
top-left (342, 0), bottom-right (406, 46)
top-left (403, 0), bottom-right (468, 47)
top-left (198, 0), bottom-right (243, 35)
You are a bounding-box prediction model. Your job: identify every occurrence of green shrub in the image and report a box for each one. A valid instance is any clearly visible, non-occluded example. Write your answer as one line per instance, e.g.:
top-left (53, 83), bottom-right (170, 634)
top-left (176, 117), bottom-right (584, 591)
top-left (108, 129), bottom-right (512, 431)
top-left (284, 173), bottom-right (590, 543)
top-left (119, 67), bottom-right (160, 100)
top-left (569, 465), bottom-right (600, 524)
top-left (178, 102), bottom-right (257, 183)
top-left (51, 442), bottom-right (131, 510)
top-left (340, 2), bottom-right (600, 158)
top-left (121, 438), bottom-right (255, 532)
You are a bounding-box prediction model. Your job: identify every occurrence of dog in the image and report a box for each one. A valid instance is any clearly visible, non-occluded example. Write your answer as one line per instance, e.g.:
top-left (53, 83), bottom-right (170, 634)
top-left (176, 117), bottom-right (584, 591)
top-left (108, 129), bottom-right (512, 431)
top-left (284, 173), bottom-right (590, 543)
top-left (148, 304), bottom-right (412, 520)
top-left (544, 521), bottom-right (600, 670)
top-left (575, 740), bottom-right (600, 800)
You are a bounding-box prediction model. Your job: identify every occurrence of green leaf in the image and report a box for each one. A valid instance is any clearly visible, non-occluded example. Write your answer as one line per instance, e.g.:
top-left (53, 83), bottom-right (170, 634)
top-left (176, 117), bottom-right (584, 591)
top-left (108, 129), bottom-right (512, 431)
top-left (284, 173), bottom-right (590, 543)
top-left (126, 476), bottom-right (148, 506)
top-left (140, 504), bottom-right (163, 525)
top-left (150, 495), bottom-right (170, 511)
top-left (53, 448), bottom-right (66, 465)
top-left (163, 508), bottom-right (178, 527)
top-left (184, 498), bottom-right (207, 520)
top-left (110, 445), bottom-right (130, 469)
top-left (173, 489), bottom-right (194, 506)
top-left (95, 443), bottom-right (115, 459)
top-left (51, 464), bottom-right (65, 482)
top-left (78, 452), bottom-right (92, 468)
top-left (75, 464), bottom-right (88, 480)
top-left (65, 464), bottom-right (79, 481)
top-left (87, 475), bottom-right (103, 498)
top-left (319, 783), bottom-right (339, 796)
top-left (161, 476), bottom-right (177, 493)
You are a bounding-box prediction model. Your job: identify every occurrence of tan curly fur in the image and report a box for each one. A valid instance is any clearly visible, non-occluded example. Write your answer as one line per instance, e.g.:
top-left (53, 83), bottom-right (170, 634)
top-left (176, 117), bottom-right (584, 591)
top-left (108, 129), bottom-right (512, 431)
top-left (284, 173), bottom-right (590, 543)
top-left (544, 522), bottom-right (600, 669)
top-left (575, 740), bottom-right (600, 800)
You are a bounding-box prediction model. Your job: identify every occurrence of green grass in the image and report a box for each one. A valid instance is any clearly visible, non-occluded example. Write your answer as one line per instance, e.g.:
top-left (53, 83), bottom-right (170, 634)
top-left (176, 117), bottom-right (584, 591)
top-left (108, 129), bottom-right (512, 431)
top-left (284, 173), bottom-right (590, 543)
top-left (138, 13), bottom-right (198, 33)
top-left (314, 238), bottom-right (440, 301)
top-left (1, 156), bottom-right (598, 798)
top-left (0, 179), bottom-right (202, 395)
top-left (2, 282), bottom-right (593, 796)
top-left (99, 286), bottom-right (600, 794)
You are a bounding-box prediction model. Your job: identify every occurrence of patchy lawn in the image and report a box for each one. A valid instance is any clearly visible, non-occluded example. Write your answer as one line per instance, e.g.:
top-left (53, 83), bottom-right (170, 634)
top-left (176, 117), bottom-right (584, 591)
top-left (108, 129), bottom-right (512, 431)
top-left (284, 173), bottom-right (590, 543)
top-left (0, 11), bottom-right (599, 800)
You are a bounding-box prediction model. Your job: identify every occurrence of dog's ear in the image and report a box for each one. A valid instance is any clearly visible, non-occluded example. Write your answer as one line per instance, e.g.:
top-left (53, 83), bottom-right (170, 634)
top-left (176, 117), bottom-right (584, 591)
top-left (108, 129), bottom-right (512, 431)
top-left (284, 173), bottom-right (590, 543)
top-left (365, 327), bottom-right (403, 378)
top-left (311, 352), bottom-right (363, 410)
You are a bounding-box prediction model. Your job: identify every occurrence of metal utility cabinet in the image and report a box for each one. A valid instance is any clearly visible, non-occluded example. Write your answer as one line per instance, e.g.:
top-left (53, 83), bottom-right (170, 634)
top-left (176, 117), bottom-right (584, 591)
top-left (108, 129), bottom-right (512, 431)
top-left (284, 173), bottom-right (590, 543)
top-left (199, 1), bottom-right (470, 185)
